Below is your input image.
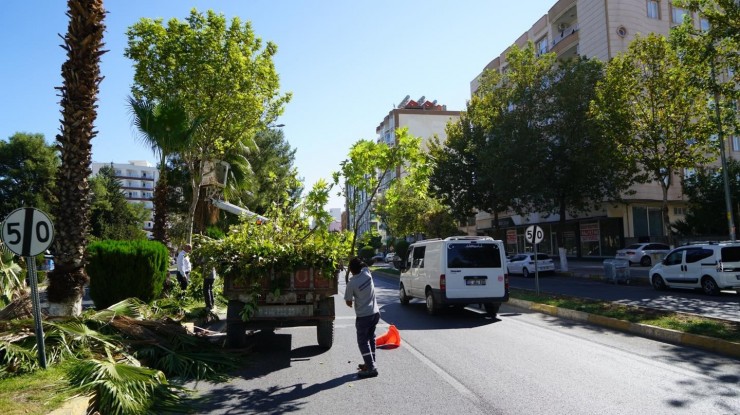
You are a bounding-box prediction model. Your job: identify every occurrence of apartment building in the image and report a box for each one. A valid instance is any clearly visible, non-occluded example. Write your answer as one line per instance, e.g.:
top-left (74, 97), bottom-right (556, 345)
top-left (469, 0), bottom-right (718, 258)
top-left (347, 96), bottom-right (461, 240)
top-left (91, 160), bottom-right (158, 235)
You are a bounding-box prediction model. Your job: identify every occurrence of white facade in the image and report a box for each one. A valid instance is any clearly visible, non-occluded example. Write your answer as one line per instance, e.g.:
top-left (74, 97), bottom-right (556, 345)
top-left (91, 160), bottom-right (158, 233)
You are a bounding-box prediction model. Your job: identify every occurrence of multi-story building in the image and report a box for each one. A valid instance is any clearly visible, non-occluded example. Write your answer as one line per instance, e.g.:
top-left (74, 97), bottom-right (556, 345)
top-left (469, 0), bottom-right (719, 258)
top-left (91, 160), bottom-right (158, 235)
top-left (329, 207), bottom-right (343, 232)
top-left (347, 96), bottom-right (461, 240)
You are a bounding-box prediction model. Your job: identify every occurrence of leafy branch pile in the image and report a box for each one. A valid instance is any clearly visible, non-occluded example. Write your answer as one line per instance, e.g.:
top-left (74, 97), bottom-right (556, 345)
top-left (0, 299), bottom-right (238, 414)
top-left (194, 181), bottom-right (352, 282)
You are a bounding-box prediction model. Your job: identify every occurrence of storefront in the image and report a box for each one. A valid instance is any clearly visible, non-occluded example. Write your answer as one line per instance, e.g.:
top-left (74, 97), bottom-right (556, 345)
top-left (481, 217), bottom-right (624, 258)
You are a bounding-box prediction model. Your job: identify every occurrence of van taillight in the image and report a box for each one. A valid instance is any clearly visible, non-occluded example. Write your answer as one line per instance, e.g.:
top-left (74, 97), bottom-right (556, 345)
top-left (440, 274), bottom-right (446, 292)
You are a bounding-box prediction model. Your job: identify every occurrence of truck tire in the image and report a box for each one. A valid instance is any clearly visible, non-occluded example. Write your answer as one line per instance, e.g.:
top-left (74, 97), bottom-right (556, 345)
top-left (226, 300), bottom-right (247, 348)
top-left (317, 319), bottom-right (334, 348)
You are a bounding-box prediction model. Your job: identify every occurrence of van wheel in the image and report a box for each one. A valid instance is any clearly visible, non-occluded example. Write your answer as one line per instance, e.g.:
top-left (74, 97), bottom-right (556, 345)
top-left (484, 303), bottom-right (500, 318)
top-left (651, 275), bottom-right (667, 291)
top-left (640, 256), bottom-right (652, 267)
top-left (522, 268), bottom-right (530, 278)
top-left (701, 276), bottom-right (720, 296)
top-left (399, 283), bottom-right (410, 305)
top-left (425, 289), bottom-right (439, 315)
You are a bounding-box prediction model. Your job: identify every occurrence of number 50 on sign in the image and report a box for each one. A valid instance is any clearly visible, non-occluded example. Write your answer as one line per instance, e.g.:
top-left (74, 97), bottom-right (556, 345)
top-left (2, 208), bottom-right (55, 257)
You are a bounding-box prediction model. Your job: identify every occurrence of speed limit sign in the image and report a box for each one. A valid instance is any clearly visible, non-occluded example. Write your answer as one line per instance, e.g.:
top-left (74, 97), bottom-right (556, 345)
top-left (2, 208), bottom-right (54, 257)
top-left (525, 225), bottom-right (544, 245)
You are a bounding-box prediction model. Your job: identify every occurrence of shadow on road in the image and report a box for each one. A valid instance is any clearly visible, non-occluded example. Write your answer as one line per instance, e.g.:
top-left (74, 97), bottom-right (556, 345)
top-left (379, 301), bottom-right (500, 332)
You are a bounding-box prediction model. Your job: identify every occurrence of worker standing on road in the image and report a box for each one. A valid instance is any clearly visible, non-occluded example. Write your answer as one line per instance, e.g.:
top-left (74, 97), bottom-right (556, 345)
top-left (176, 244), bottom-right (192, 292)
top-left (344, 256), bottom-right (380, 378)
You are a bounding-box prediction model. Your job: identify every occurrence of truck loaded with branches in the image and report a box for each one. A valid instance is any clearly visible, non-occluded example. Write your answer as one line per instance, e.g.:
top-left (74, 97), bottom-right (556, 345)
top-left (195, 181), bottom-right (350, 348)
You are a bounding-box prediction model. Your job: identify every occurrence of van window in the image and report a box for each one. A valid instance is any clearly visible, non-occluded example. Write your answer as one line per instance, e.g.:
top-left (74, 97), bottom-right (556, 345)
top-left (447, 243), bottom-right (502, 268)
top-left (720, 246), bottom-right (740, 262)
top-left (412, 246), bottom-right (426, 268)
top-left (686, 248), bottom-right (713, 263)
top-left (663, 249), bottom-right (684, 266)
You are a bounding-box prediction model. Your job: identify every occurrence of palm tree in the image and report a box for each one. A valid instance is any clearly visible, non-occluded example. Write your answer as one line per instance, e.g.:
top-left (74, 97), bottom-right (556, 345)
top-left (127, 97), bottom-right (201, 245)
top-left (46, 0), bottom-right (106, 316)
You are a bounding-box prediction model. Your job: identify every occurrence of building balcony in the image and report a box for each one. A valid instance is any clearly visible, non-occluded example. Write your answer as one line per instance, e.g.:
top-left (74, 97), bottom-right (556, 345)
top-left (116, 174), bottom-right (155, 181)
top-left (551, 25), bottom-right (579, 57)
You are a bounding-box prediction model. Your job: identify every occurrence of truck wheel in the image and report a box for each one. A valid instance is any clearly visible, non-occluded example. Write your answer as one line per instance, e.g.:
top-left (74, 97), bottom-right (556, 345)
top-left (484, 303), bottom-right (500, 318)
top-left (317, 320), bottom-right (334, 348)
top-left (226, 300), bottom-right (247, 348)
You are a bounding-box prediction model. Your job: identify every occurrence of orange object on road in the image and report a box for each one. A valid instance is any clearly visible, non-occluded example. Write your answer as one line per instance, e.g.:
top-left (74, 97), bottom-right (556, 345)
top-left (376, 324), bottom-right (401, 349)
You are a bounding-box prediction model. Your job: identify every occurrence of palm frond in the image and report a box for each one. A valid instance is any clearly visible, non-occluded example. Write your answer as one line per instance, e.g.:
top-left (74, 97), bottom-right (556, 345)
top-left (0, 340), bottom-right (40, 376)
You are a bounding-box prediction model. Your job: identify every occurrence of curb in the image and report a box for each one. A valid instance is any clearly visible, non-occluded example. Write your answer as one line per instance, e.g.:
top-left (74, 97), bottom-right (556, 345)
top-left (507, 298), bottom-right (740, 359)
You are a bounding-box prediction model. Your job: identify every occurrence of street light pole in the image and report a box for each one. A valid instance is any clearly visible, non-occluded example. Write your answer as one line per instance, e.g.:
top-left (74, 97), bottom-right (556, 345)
top-left (710, 57), bottom-right (736, 241)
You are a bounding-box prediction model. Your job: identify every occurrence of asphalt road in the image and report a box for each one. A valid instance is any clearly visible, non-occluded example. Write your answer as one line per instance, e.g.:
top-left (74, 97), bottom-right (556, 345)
top-left (186, 273), bottom-right (740, 415)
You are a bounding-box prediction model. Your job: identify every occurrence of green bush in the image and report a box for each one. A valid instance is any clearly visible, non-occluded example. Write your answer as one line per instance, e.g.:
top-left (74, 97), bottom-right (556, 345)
top-left (394, 239), bottom-right (410, 263)
top-left (358, 246), bottom-right (375, 263)
top-left (87, 240), bottom-right (169, 309)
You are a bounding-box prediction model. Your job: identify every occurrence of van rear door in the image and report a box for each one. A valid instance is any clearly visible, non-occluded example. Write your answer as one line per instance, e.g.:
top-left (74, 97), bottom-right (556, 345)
top-left (444, 241), bottom-right (506, 299)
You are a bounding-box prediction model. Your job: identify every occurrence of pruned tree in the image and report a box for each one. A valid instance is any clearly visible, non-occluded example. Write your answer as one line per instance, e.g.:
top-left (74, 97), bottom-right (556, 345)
top-left (47, 0), bottom-right (106, 316)
top-left (125, 9), bottom-right (291, 242)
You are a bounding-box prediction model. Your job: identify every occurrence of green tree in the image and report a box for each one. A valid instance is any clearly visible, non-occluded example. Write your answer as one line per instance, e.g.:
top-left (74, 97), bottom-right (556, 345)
top-left (591, 33), bottom-right (715, 247)
top-left (47, 0), bottom-right (106, 316)
top-left (125, 9), bottom-right (291, 242)
top-left (676, 159), bottom-right (740, 236)
top-left (89, 166), bottom-right (149, 241)
top-left (127, 97), bottom-right (203, 246)
top-left (0, 132), bottom-right (59, 218)
top-left (537, 57), bottom-right (638, 254)
top-left (333, 128), bottom-right (426, 280)
top-left (229, 128), bottom-right (301, 216)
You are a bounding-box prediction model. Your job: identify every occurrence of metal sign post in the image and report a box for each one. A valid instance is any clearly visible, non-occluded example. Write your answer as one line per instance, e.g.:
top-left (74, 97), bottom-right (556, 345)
top-left (2, 207), bottom-right (54, 369)
top-left (525, 225), bottom-right (544, 296)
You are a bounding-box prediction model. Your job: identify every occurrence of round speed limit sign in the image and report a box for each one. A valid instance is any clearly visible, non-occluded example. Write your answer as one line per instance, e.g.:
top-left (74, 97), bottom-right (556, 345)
top-left (2, 208), bottom-right (54, 257)
top-left (525, 225), bottom-right (544, 245)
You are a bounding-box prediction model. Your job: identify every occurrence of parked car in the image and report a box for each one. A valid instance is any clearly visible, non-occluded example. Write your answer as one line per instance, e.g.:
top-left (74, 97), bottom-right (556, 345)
top-left (370, 254), bottom-right (385, 264)
top-left (615, 243), bottom-right (671, 266)
top-left (649, 242), bottom-right (740, 295)
top-left (385, 252), bottom-right (396, 262)
top-left (507, 253), bottom-right (555, 278)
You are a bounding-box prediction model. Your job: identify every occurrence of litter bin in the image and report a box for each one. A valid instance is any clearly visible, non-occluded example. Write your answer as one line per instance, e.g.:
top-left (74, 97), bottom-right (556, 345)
top-left (603, 259), bottom-right (630, 284)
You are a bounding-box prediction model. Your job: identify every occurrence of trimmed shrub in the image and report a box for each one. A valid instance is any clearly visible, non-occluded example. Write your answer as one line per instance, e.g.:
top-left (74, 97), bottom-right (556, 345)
top-left (87, 240), bottom-right (169, 309)
top-left (394, 239), bottom-right (410, 264)
top-left (358, 246), bottom-right (375, 263)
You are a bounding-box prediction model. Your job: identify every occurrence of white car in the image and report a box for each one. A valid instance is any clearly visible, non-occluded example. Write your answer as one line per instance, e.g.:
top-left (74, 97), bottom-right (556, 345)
top-left (615, 243), bottom-right (670, 266)
top-left (385, 252), bottom-right (396, 262)
top-left (507, 253), bottom-right (555, 278)
top-left (649, 242), bottom-right (740, 295)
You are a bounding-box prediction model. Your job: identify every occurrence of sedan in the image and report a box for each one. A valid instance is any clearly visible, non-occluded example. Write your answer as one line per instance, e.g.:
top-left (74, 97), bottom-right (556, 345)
top-left (507, 253), bottom-right (555, 278)
top-left (615, 243), bottom-right (670, 266)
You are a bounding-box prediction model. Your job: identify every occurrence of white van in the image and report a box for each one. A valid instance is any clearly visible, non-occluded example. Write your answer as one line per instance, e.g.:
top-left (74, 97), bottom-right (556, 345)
top-left (399, 236), bottom-right (509, 317)
top-left (649, 241), bottom-right (740, 295)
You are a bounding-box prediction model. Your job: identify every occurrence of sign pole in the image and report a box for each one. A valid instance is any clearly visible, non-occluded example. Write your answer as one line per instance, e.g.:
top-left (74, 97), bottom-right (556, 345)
top-left (534, 240), bottom-right (540, 296)
top-left (2, 207), bottom-right (54, 370)
top-left (26, 258), bottom-right (47, 369)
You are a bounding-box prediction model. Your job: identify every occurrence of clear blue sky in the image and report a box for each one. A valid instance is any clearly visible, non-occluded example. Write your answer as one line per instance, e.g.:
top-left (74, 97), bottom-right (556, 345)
top-left (0, 0), bottom-right (554, 210)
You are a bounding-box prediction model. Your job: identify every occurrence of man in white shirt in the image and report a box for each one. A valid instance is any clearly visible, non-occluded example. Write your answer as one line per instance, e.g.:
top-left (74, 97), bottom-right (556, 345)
top-left (176, 244), bottom-right (192, 291)
top-left (344, 257), bottom-right (380, 378)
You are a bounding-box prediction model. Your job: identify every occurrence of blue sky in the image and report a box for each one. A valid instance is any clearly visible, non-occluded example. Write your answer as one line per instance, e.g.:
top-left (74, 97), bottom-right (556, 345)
top-left (1, 0), bottom-right (553, 210)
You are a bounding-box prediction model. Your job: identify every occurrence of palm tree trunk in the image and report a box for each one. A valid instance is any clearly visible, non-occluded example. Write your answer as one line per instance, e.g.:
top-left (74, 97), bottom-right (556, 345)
top-left (47, 0), bottom-right (106, 316)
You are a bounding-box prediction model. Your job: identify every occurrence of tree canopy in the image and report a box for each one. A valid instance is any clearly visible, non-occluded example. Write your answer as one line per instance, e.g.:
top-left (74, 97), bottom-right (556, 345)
top-left (0, 132), bottom-right (59, 219)
top-left (125, 9), bottom-right (291, 241)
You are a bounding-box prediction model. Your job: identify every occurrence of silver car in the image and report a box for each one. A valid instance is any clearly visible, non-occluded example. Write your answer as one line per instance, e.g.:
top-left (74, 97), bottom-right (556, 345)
top-left (616, 243), bottom-right (670, 266)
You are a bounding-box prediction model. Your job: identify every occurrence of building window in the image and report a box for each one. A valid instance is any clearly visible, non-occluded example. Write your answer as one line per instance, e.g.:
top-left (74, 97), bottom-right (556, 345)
top-left (674, 207), bottom-right (686, 215)
top-left (700, 17), bottom-right (710, 31)
top-left (647, 0), bottom-right (660, 19)
top-left (672, 6), bottom-right (689, 24)
top-left (633, 206), bottom-right (664, 238)
top-left (537, 37), bottom-right (548, 56)
top-left (732, 136), bottom-right (740, 152)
